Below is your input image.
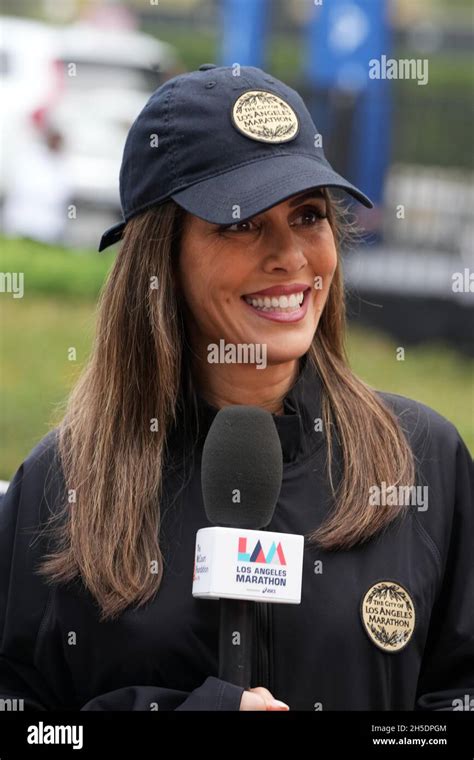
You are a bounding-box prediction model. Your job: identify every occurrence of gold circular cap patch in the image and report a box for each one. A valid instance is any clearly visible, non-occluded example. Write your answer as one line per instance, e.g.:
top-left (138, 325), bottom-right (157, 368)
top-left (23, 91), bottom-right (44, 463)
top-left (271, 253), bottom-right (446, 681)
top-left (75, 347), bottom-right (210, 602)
top-left (361, 581), bottom-right (416, 653)
top-left (232, 90), bottom-right (299, 144)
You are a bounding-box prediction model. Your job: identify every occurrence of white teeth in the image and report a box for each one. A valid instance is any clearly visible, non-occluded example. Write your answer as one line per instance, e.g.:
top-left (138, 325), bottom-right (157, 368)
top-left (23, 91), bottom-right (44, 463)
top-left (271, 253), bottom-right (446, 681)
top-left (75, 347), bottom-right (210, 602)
top-left (244, 290), bottom-right (306, 311)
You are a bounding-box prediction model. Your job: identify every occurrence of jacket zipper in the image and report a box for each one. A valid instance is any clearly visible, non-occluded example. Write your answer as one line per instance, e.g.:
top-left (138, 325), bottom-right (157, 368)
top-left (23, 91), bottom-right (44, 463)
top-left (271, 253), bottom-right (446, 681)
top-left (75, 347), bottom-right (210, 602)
top-left (255, 599), bottom-right (272, 691)
top-left (254, 525), bottom-right (273, 691)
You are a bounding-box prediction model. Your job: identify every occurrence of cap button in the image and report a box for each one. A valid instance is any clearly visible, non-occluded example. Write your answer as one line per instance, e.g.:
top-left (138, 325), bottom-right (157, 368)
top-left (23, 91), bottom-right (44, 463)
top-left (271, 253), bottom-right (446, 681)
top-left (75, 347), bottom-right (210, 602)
top-left (199, 63), bottom-right (217, 71)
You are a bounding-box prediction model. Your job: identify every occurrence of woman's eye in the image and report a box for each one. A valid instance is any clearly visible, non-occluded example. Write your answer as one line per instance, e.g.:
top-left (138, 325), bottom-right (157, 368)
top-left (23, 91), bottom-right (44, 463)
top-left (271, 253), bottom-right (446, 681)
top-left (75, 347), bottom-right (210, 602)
top-left (293, 207), bottom-right (327, 226)
top-left (223, 220), bottom-right (256, 233)
top-left (219, 206), bottom-right (326, 234)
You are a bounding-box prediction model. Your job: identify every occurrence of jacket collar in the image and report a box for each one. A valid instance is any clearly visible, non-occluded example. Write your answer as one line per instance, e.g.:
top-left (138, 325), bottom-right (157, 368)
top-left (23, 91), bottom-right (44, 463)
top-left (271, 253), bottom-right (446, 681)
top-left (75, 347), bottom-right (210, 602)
top-left (195, 352), bottom-right (325, 464)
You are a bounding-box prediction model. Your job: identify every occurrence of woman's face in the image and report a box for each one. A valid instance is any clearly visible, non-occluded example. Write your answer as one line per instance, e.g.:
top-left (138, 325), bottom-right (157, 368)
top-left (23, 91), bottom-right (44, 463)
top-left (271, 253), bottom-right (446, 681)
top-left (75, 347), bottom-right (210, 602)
top-left (176, 189), bottom-right (338, 365)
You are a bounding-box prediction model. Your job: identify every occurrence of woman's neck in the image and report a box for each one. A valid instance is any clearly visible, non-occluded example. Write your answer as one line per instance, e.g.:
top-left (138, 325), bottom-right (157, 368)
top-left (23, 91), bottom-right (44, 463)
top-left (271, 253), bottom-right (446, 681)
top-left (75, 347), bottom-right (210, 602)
top-left (193, 357), bottom-right (301, 415)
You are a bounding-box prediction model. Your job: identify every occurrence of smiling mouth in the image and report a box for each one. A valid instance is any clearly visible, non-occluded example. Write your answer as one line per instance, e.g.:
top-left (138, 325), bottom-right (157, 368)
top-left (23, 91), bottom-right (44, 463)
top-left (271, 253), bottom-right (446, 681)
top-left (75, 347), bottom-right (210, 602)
top-left (241, 288), bottom-right (309, 313)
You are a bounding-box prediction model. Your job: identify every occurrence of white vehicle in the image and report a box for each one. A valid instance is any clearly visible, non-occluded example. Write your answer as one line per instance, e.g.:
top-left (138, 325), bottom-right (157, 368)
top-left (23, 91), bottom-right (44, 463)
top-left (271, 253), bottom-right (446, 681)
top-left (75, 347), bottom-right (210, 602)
top-left (0, 18), bottom-right (60, 204)
top-left (0, 17), bottom-right (180, 246)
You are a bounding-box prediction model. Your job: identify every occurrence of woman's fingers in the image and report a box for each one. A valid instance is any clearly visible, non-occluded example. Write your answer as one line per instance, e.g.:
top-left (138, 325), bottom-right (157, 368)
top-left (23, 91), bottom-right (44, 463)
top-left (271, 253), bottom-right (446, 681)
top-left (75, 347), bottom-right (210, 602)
top-left (239, 686), bottom-right (290, 711)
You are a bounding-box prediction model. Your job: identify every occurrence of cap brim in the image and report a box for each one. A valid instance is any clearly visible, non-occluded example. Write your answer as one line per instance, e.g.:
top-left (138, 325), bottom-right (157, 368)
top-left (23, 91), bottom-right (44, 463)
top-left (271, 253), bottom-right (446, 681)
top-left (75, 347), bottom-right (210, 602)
top-left (171, 154), bottom-right (373, 225)
top-left (98, 220), bottom-right (126, 252)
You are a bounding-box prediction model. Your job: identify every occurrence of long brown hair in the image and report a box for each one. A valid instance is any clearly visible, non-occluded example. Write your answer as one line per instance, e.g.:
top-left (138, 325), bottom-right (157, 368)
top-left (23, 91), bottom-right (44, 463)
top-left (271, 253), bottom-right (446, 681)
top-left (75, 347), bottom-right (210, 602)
top-left (38, 194), bottom-right (415, 621)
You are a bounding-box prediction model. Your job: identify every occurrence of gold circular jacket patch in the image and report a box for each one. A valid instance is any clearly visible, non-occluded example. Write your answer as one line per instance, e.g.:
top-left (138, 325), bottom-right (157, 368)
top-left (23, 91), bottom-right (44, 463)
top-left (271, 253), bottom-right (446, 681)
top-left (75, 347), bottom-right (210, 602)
top-left (232, 90), bottom-right (299, 144)
top-left (361, 581), bottom-right (416, 653)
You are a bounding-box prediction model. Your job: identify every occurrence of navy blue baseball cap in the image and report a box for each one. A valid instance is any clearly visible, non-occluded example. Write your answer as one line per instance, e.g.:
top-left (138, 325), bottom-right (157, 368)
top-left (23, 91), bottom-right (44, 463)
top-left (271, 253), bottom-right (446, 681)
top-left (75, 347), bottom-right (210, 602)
top-left (98, 64), bottom-right (373, 252)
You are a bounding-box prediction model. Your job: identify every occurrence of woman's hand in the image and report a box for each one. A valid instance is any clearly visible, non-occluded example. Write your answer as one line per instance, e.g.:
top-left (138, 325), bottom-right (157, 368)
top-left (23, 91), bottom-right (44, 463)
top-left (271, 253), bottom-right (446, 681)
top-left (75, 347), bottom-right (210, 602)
top-left (239, 686), bottom-right (290, 711)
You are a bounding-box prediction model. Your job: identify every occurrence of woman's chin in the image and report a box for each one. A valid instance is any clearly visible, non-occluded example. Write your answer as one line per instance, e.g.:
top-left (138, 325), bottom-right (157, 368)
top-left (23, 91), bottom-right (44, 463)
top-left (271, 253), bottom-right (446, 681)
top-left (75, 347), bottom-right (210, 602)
top-left (262, 344), bottom-right (313, 366)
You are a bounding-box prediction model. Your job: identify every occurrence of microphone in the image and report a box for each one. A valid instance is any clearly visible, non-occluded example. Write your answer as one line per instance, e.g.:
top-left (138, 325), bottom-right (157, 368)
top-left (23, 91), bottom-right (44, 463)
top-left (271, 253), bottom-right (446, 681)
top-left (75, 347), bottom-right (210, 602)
top-left (193, 405), bottom-right (305, 689)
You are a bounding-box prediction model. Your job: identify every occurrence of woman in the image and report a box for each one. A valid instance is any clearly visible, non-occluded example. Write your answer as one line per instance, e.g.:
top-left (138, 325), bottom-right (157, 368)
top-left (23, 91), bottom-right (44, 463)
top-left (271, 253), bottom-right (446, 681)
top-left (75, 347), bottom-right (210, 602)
top-left (1, 65), bottom-right (472, 712)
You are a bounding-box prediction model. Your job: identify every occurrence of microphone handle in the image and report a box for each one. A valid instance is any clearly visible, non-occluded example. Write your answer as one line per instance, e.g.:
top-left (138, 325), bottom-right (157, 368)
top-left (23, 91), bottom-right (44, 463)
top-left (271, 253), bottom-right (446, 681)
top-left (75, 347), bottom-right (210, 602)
top-left (218, 598), bottom-right (253, 689)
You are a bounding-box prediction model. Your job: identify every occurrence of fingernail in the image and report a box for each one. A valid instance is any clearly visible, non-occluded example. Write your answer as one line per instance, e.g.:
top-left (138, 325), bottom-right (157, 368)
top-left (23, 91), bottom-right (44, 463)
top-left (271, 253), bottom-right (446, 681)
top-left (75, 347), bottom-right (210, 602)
top-left (270, 700), bottom-right (290, 709)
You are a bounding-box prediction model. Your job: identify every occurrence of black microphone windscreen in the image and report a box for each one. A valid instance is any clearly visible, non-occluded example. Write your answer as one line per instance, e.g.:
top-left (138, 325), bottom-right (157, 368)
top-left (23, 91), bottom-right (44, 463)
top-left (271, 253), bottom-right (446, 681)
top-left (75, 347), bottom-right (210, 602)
top-left (201, 405), bottom-right (283, 529)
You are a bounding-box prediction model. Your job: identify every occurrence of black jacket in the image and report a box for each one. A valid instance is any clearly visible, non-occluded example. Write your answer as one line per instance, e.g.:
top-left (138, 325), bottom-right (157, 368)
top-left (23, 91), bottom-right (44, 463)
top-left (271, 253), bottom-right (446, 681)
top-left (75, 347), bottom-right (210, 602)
top-left (1, 357), bottom-right (473, 711)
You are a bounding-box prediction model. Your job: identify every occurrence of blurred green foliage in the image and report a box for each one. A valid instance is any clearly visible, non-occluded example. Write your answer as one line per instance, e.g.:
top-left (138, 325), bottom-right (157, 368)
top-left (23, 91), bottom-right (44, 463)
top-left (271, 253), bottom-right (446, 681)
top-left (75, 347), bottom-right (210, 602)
top-left (0, 238), bottom-right (115, 300)
top-left (1, 237), bottom-right (472, 478)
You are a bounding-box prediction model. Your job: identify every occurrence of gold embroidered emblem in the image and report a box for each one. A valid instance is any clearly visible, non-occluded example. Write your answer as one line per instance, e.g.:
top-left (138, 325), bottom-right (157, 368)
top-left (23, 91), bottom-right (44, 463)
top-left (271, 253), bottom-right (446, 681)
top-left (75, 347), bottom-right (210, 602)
top-left (361, 581), bottom-right (416, 653)
top-left (231, 90), bottom-right (299, 144)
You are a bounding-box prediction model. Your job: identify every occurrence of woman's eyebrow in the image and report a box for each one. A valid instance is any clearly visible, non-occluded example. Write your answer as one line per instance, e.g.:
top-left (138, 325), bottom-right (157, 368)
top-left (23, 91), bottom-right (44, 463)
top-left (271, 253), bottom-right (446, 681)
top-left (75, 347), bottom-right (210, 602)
top-left (288, 190), bottom-right (326, 207)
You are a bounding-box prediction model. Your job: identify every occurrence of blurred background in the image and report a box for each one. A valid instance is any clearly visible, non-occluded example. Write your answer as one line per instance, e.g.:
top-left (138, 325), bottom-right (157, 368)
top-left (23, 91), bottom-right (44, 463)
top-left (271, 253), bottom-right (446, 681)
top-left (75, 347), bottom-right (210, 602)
top-left (0, 0), bottom-right (473, 479)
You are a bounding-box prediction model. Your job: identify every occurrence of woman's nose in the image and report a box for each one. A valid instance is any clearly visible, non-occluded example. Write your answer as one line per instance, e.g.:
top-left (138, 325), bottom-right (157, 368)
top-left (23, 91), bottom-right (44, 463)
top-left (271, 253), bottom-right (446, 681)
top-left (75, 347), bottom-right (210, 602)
top-left (262, 228), bottom-right (308, 272)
